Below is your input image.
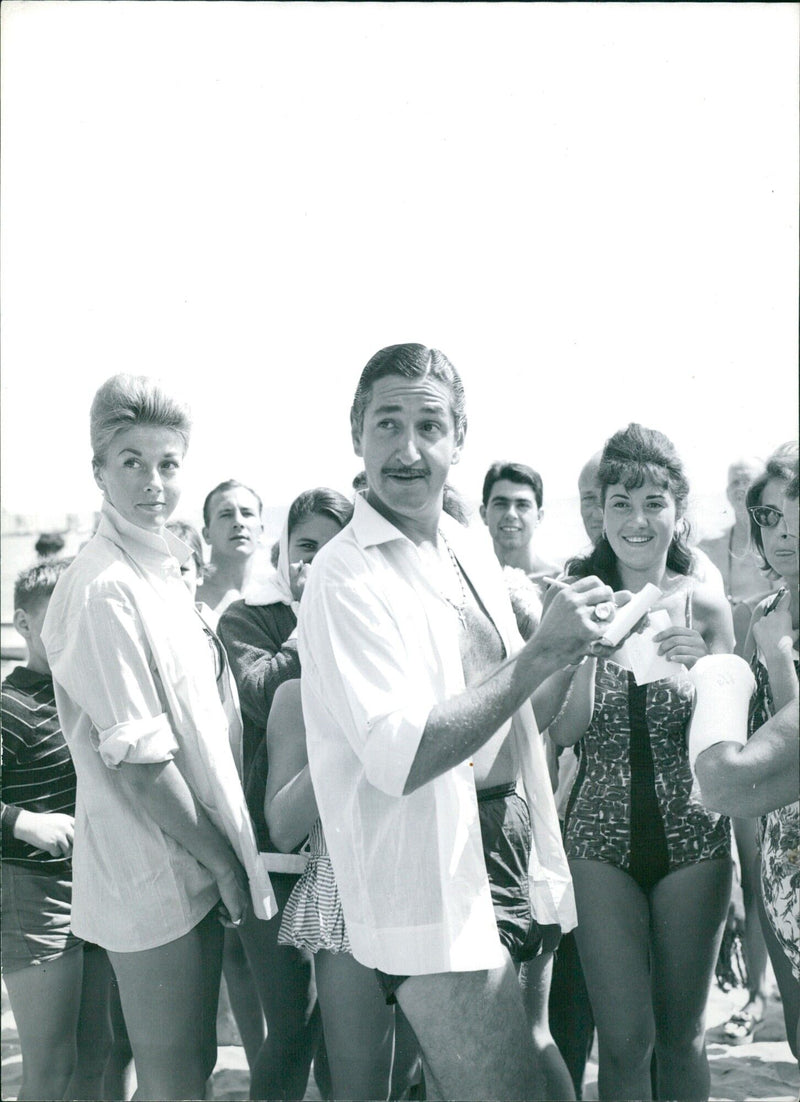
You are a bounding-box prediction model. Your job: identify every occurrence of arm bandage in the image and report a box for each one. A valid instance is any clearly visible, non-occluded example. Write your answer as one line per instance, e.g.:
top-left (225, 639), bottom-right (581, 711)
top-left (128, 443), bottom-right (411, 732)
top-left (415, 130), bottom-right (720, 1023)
top-left (687, 654), bottom-right (755, 771)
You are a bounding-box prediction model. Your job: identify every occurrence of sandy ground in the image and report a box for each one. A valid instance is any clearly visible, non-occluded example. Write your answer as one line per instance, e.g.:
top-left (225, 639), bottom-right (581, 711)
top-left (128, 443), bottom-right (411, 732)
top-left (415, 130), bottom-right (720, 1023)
top-left (2, 976), bottom-right (797, 1102)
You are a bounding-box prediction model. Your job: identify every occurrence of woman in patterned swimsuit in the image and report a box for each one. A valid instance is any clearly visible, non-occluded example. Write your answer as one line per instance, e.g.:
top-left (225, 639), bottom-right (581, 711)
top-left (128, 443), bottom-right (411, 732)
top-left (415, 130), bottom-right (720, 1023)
top-left (742, 451), bottom-right (799, 1056)
top-left (550, 423), bottom-right (735, 1102)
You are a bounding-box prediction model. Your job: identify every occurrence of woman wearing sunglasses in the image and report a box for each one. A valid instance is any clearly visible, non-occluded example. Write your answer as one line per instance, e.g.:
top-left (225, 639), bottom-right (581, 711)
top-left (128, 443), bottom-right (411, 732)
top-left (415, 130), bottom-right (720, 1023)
top-left (741, 444), bottom-right (799, 1053)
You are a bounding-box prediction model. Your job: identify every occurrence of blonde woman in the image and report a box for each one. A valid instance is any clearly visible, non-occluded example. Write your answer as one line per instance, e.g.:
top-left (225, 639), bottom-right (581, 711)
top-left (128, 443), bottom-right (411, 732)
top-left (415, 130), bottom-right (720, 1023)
top-left (42, 374), bottom-right (273, 1100)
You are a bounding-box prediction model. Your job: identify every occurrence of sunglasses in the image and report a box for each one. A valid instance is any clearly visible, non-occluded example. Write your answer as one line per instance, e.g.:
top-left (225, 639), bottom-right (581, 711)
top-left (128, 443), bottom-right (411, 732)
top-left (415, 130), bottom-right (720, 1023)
top-left (748, 504), bottom-right (786, 529)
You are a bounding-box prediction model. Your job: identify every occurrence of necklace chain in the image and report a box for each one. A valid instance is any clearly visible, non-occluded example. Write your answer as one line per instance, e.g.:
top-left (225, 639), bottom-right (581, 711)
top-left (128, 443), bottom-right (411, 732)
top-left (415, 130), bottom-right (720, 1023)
top-left (439, 534), bottom-right (468, 627)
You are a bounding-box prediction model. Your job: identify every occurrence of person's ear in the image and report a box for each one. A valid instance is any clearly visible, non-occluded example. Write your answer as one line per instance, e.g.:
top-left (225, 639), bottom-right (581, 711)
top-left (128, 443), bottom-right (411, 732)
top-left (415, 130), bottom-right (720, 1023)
top-left (351, 418), bottom-right (364, 459)
top-left (92, 460), bottom-right (106, 496)
top-left (13, 608), bottom-right (31, 640)
top-left (479, 504), bottom-right (488, 525)
top-left (202, 526), bottom-right (211, 545)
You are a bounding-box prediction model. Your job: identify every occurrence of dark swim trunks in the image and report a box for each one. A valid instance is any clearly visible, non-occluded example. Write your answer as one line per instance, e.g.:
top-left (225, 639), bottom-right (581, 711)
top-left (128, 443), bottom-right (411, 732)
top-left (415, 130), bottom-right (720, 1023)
top-left (376, 783), bottom-right (562, 1004)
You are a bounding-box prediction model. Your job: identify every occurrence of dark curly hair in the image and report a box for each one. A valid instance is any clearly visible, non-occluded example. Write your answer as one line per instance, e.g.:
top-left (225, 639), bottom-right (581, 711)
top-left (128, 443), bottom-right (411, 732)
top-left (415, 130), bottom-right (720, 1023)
top-left (566, 423), bottom-right (693, 589)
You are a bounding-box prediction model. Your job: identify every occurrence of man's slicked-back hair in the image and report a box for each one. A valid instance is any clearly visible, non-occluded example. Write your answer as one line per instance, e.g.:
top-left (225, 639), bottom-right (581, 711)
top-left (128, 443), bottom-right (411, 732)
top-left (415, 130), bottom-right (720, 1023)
top-left (482, 462), bottom-right (544, 509)
top-left (350, 343), bottom-right (467, 440)
top-left (90, 374), bottom-right (191, 466)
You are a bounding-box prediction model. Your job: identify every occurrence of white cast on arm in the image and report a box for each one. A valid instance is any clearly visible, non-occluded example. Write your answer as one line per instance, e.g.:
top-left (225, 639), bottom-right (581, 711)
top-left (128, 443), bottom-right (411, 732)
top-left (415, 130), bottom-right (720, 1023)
top-left (687, 654), bottom-right (755, 772)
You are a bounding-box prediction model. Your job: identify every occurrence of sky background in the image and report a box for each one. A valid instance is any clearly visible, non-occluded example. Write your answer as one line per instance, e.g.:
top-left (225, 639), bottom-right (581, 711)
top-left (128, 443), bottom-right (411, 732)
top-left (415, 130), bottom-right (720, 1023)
top-left (2, 2), bottom-right (798, 549)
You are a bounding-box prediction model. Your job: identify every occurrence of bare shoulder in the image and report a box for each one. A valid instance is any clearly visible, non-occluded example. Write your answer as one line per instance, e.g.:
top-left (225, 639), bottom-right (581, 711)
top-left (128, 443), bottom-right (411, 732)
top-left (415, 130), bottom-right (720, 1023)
top-left (691, 577), bottom-right (730, 619)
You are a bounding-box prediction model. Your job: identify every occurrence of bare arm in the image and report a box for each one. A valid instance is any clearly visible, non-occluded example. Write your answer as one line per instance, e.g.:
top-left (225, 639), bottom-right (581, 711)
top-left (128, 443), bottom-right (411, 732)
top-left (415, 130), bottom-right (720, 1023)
top-left (532, 666), bottom-right (581, 731)
top-left (119, 758), bottom-right (248, 923)
top-left (263, 680), bottom-right (319, 852)
top-left (404, 578), bottom-right (614, 793)
top-left (547, 657), bottom-right (597, 747)
top-left (751, 591), bottom-right (797, 712)
top-left (695, 698), bottom-right (799, 817)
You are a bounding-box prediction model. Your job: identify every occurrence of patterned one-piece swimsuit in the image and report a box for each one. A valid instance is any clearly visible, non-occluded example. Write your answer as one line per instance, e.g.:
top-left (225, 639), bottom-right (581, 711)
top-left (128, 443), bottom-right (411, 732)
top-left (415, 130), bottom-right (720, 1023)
top-left (750, 654), bottom-right (800, 979)
top-left (564, 598), bottom-right (730, 891)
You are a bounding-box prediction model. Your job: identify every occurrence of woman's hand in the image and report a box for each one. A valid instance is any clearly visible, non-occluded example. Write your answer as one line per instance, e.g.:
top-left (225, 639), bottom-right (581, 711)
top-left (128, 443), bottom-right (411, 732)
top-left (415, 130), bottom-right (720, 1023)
top-left (288, 561), bottom-right (311, 602)
top-left (752, 590), bottom-right (796, 657)
top-left (654, 625), bottom-right (708, 668)
top-left (213, 856), bottom-right (250, 928)
top-left (13, 810), bottom-right (75, 857)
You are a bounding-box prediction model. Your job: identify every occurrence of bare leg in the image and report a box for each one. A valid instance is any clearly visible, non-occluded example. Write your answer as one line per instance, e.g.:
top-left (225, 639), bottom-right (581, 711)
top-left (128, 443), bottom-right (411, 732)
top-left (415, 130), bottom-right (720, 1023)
top-left (102, 968), bottom-right (135, 1100)
top-left (569, 860), bottom-right (654, 1101)
top-left (4, 944), bottom-right (84, 1101)
top-left (237, 877), bottom-right (321, 1100)
top-left (69, 945), bottom-right (115, 1100)
top-left (548, 930), bottom-right (594, 1099)
top-left (390, 1006), bottom-right (423, 1100)
top-left (107, 907), bottom-right (223, 1101)
top-left (222, 926), bottom-right (266, 1068)
top-left (519, 951), bottom-right (575, 1101)
top-left (726, 819), bottom-right (769, 1036)
top-left (396, 952), bottom-right (543, 1102)
top-left (314, 949), bottom-right (395, 1101)
top-left (650, 859), bottom-right (732, 1102)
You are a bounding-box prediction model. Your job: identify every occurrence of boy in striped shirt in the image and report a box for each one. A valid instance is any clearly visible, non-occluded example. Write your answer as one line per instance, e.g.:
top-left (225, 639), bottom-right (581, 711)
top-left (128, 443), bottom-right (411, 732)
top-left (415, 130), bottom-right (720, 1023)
top-left (2, 559), bottom-right (126, 1099)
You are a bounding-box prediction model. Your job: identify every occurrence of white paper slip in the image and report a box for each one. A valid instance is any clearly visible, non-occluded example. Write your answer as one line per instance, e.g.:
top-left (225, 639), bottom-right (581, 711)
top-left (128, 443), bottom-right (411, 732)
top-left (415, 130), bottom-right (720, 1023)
top-left (600, 582), bottom-right (662, 647)
top-left (615, 609), bottom-right (676, 685)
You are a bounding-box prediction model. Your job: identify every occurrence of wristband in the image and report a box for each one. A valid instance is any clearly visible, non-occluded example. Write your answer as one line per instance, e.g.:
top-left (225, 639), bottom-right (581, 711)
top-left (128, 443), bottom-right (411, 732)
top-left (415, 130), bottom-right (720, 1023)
top-left (687, 654), bottom-right (755, 771)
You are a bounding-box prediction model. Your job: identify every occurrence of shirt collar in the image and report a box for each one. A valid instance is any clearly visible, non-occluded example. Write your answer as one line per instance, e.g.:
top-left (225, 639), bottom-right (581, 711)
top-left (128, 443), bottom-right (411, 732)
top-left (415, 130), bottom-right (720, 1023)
top-left (97, 500), bottom-right (192, 569)
top-left (350, 491), bottom-right (466, 551)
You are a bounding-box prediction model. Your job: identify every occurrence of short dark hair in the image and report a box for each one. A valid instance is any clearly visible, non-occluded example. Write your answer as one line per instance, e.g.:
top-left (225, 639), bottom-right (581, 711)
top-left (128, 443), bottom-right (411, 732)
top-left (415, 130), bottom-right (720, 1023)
top-left (350, 343), bottom-right (467, 440)
top-left (14, 558), bottom-right (73, 614)
top-left (202, 480), bottom-right (263, 527)
top-left (746, 442), bottom-right (799, 565)
top-left (35, 532), bottom-right (66, 558)
top-left (567, 423), bottom-right (692, 588)
top-left (481, 462), bottom-right (544, 510)
top-left (287, 488), bottom-right (354, 537)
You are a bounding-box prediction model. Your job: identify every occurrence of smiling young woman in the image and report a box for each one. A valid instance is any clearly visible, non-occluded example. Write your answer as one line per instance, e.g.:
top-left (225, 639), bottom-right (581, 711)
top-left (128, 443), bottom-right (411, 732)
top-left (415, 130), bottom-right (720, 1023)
top-left (551, 422), bottom-right (735, 1102)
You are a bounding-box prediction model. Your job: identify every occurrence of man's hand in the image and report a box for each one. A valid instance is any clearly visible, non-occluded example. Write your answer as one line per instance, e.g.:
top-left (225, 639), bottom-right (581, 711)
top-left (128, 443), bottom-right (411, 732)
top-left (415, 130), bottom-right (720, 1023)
top-left (13, 810), bottom-right (75, 857)
top-left (535, 576), bottom-right (626, 669)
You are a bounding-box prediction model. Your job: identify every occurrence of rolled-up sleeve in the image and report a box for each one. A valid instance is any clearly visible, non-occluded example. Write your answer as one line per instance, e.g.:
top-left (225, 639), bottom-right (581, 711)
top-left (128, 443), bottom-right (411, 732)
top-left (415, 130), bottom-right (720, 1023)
top-left (49, 593), bottom-right (179, 769)
top-left (300, 568), bottom-right (435, 798)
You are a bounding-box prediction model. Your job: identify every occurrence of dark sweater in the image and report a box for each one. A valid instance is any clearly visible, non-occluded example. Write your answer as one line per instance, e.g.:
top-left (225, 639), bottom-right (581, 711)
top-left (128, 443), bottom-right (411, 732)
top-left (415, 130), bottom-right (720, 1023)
top-left (217, 599), bottom-right (300, 848)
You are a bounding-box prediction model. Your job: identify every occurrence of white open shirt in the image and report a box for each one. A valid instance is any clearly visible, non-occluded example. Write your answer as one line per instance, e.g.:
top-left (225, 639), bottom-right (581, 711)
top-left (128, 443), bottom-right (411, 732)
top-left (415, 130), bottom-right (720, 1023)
top-left (42, 502), bottom-right (275, 952)
top-left (299, 495), bottom-right (575, 976)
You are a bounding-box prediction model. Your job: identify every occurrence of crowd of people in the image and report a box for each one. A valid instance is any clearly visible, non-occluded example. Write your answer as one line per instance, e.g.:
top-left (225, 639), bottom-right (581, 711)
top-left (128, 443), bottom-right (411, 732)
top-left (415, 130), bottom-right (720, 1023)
top-left (1, 344), bottom-right (797, 1102)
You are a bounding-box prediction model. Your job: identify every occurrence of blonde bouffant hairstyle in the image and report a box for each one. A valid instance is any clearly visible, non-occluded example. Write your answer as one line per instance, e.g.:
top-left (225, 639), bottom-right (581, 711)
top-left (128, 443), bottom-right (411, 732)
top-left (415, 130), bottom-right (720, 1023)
top-left (90, 374), bottom-right (192, 467)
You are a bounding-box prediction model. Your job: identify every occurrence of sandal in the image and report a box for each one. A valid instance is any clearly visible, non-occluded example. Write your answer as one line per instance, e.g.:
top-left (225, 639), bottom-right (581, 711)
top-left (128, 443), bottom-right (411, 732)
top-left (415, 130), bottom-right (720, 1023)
top-left (723, 1008), bottom-right (763, 1045)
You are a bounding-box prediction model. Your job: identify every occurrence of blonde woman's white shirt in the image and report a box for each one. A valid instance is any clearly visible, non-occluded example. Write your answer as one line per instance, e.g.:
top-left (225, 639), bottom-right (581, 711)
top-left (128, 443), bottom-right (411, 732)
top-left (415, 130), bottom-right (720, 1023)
top-left (298, 494), bottom-right (576, 977)
top-left (42, 502), bottom-right (275, 953)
